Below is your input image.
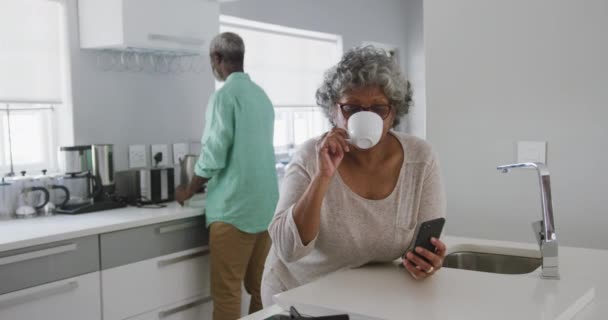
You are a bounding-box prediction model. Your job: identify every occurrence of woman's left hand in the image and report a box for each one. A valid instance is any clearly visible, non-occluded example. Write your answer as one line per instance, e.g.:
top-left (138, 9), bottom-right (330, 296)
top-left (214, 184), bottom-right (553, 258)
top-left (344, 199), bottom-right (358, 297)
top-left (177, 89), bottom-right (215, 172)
top-left (403, 237), bottom-right (447, 280)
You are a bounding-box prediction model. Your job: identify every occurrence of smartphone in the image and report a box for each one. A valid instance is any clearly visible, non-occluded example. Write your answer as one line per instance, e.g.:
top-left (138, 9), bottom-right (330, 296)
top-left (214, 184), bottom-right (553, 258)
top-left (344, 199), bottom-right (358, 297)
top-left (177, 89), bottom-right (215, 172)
top-left (405, 217), bottom-right (446, 262)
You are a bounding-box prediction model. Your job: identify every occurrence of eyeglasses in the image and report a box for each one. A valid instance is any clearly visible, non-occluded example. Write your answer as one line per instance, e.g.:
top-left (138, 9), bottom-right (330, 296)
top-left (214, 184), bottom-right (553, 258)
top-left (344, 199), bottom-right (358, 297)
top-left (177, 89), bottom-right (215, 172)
top-left (337, 103), bottom-right (392, 120)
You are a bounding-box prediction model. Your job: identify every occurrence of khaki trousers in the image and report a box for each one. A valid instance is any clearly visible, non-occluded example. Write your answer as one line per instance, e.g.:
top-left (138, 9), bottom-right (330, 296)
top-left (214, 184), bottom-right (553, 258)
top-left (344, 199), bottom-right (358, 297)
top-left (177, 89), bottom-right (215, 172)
top-left (209, 222), bottom-right (271, 320)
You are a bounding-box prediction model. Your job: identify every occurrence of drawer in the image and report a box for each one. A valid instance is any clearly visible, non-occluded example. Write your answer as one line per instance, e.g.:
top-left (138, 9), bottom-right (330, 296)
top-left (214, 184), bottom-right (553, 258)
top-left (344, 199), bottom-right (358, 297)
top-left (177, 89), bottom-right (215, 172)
top-left (0, 236), bottom-right (100, 295)
top-left (0, 272), bottom-right (101, 320)
top-left (127, 295), bottom-right (213, 320)
top-left (102, 246), bottom-right (210, 320)
top-left (100, 217), bottom-right (208, 269)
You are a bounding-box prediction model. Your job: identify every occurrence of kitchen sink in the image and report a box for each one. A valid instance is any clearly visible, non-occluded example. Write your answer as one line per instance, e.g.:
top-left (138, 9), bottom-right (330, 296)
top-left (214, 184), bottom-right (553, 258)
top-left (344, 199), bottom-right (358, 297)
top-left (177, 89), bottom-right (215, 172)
top-left (443, 251), bottom-right (542, 275)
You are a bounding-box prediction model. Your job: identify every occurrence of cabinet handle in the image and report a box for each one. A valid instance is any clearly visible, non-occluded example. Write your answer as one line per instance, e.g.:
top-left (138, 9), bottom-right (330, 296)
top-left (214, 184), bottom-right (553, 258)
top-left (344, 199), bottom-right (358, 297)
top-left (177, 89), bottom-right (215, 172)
top-left (0, 281), bottom-right (78, 309)
top-left (157, 220), bottom-right (203, 234)
top-left (148, 33), bottom-right (205, 46)
top-left (0, 243), bottom-right (77, 266)
top-left (158, 296), bottom-right (212, 319)
top-left (157, 246), bottom-right (209, 268)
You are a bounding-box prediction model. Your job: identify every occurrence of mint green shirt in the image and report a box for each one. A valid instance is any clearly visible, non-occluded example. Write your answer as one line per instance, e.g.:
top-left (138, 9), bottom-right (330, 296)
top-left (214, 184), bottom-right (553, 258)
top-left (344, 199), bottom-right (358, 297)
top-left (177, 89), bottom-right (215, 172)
top-left (195, 72), bottom-right (279, 233)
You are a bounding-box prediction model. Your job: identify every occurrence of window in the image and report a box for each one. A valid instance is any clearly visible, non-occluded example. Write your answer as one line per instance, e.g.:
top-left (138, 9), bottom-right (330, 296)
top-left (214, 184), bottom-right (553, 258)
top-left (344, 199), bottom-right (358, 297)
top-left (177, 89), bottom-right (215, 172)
top-left (219, 16), bottom-right (343, 154)
top-left (0, 0), bottom-right (69, 174)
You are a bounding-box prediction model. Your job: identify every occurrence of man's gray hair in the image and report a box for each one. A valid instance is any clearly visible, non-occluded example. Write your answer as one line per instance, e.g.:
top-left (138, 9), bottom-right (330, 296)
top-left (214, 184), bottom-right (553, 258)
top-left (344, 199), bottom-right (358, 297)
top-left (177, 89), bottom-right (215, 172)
top-left (316, 46), bottom-right (412, 127)
top-left (209, 32), bottom-right (245, 66)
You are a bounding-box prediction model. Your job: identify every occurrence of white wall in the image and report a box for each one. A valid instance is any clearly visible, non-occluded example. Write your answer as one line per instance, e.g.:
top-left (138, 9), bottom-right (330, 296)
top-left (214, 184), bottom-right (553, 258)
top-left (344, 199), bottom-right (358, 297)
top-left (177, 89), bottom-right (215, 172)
top-left (403, 0), bottom-right (425, 138)
top-left (63, 0), bottom-right (411, 170)
top-left (64, 0), bottom-right (214, 170)
top-left (425, 0), bottom-right (608, 249)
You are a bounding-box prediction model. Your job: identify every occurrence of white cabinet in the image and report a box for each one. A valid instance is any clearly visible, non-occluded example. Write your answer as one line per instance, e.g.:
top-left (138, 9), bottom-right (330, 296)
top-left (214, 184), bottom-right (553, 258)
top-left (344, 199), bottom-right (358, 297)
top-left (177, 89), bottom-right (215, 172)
top-left (78, 0), bottom-right (220, 53)
top-left (102, 247), bottom-right (211, 320)
top-left (0, 272), bottom-right (101, 320)
top-left (127, 295), bottom-right (213, 320)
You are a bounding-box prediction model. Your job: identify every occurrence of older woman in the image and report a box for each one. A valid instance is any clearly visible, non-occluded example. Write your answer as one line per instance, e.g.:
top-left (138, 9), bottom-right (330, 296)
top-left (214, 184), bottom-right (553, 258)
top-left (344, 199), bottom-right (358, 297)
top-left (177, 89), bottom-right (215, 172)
top-left (261, 46), bottom-right (447, 306)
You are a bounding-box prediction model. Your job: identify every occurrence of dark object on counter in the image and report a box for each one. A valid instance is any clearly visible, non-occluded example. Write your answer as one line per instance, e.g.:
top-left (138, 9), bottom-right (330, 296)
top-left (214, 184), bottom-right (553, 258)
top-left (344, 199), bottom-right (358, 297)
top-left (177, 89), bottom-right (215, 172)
top-left (115, 168), bottom-right (175, 205)
top-left (265, 307), bottom-right (349, 320)
top-left (55, 200), bottom-right (126, 215)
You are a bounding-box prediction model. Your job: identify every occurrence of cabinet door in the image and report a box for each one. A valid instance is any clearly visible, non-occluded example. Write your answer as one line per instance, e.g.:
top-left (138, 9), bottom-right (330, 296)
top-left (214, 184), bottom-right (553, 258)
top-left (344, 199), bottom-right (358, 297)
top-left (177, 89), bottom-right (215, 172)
top-left (100, 216), bottom-right (207, 270)
top-left (0, 235), bottom-right (99, 295)
top-left (102, 247), bottom-right (210, 320)
top-left (0, 272), bottom-right (101, 320)
top-left (123, 0), bottom-right (219, 52)
top-left (128, 295), bottom-right (213, 320)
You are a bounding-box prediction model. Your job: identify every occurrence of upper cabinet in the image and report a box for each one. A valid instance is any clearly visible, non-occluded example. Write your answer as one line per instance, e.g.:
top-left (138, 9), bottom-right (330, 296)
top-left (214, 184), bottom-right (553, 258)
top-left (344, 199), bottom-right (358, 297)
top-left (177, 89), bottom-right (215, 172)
top-left (78, 0), bottom-right (220, 53)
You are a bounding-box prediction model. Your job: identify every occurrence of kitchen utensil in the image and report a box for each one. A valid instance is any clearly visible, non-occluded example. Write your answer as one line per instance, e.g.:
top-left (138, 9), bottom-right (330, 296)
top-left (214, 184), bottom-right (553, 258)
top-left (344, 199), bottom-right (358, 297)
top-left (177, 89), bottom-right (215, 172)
top-left (179, 154), bottom-right (199, 187)
top-left (59, 145), bottom-right (92, 174)
top-left (62, 172), bottom-right (98, 206)
top-left (9, 171), bottom-right (50, 218)
top-left (35, 170), bottom-right (70, 215)
top-left (346, 111), bottom-right (383, 149)
top-left (0, 178), bottom-right (17, 219)
top-left (92, 144), bottom-right (115, 187)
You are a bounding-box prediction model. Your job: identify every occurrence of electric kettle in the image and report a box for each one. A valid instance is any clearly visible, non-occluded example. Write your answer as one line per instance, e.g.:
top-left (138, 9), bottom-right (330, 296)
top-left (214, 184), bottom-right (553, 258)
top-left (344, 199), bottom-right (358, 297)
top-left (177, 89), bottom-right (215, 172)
top-left (8, 171), bottom-right (50, 218)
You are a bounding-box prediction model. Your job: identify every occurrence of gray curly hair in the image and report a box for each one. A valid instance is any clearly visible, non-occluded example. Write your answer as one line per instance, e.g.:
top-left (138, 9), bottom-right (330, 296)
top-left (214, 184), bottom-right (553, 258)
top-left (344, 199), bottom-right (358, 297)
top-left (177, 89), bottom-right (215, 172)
top-left (209, 32), bottom-right (245, 67)
top-left (316, 46), bottom-right (412, 127)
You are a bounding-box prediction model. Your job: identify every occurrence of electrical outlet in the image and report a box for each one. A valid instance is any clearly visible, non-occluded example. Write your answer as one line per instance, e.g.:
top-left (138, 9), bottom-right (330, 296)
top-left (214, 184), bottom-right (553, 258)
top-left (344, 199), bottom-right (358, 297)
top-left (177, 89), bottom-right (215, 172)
top-left (172, 142), bottom-right (190, 165)
top-left (129, 145), bottom-right (149, 168)
top-left (517, 141), bottom-right (547, 164)
top-left (151, 144), bottom-right (170, 167)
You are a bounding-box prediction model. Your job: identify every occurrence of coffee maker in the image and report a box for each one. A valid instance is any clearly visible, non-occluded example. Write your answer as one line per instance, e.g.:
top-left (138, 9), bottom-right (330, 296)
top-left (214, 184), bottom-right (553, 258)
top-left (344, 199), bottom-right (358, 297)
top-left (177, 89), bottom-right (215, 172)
top-left (55, 144), bottom-right (125, 214)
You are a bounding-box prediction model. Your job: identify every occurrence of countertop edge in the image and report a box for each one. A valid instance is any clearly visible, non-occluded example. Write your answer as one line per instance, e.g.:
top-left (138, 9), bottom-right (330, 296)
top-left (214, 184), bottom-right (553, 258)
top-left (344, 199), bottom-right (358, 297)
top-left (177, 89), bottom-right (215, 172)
top-left (0, 206), bottom-right (205, 252)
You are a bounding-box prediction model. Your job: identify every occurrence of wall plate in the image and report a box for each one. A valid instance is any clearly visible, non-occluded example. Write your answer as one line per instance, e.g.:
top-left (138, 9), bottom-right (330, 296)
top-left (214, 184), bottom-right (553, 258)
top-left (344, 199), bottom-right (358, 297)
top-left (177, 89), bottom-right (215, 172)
top-left (128, 145), bottom-right (149, 168)
top-left (151, 144), bottom-right (170, 167)
top-left (172, 142), bottom-right (190, 165)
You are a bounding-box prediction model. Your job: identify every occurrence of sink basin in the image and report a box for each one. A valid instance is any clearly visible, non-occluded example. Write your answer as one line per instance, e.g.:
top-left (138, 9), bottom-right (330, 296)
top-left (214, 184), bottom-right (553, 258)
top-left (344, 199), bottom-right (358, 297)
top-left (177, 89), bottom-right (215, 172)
top-left (443, 251), bottom-right (542, 275)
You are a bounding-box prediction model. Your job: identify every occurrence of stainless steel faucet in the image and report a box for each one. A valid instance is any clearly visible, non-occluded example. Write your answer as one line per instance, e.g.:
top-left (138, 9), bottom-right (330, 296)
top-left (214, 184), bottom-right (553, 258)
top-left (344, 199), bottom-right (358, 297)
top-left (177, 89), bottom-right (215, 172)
top-left (497, 162), bottom-right (559, 279)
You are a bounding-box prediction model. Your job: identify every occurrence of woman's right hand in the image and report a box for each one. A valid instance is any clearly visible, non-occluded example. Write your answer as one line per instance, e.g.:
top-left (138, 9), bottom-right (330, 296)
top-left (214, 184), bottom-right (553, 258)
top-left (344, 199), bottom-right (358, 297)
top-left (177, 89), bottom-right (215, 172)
top-left (316, 128), bottom-right (350, 179)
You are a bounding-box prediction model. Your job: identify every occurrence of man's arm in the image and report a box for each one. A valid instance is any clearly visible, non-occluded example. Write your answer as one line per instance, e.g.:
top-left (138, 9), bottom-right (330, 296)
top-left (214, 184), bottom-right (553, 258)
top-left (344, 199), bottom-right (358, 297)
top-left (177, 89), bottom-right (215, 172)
top-left (175, 92), bottom-right (235, 205)
top-left (176, 175), bottom-right (209, 205)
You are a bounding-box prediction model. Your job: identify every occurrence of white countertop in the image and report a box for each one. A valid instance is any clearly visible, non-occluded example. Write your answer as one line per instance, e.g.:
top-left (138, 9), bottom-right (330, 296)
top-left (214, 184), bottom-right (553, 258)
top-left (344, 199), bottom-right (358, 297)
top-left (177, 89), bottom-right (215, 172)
top-left (0, 202), bottom-right (205, 252)
top-left (243, 236), bottom-right (608, 320)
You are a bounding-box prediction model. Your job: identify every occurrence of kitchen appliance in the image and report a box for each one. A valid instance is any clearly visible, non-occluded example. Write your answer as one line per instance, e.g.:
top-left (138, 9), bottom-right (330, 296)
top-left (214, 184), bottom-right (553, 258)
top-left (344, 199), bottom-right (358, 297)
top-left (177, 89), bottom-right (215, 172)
top-left (179, 154), bottom-right (204, 193)
top-left (35, 170), bottom-right (70, 215)
top-left (55, 144), bottom-right (125, 214)
top-left (59, 145), bottom-right (92, 174)
top-left (0, 178), bottom-right (17, 219)
top-left (115, 167), bottom-right (175, 204)
top-left (92, 144), bottom-right (115, 192)
top-left (8, 171), bottom-right (50, 218)
top-left (61, 172), bottom-right (98, 206)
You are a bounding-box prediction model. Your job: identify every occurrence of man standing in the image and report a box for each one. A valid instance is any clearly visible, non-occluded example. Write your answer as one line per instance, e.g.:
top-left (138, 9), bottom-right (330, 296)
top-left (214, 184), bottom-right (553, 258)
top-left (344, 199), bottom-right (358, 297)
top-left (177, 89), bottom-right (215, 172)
top-left (176, 32), bottom-right (278, 320)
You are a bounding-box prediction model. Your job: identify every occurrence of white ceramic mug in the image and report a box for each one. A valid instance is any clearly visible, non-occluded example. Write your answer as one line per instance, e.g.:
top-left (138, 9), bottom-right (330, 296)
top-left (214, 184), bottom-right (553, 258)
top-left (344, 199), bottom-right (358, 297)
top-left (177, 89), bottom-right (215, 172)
top-left (347, 111), bottom-right (383, 149)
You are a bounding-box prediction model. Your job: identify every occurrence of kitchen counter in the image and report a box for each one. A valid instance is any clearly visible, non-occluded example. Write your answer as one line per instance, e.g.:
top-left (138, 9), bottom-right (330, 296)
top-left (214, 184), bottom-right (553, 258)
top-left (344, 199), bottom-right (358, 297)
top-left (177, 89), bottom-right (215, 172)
top-left (0, 202), bottom-right (205, 252)
top-left (242, 236), bottom-right (607, 320)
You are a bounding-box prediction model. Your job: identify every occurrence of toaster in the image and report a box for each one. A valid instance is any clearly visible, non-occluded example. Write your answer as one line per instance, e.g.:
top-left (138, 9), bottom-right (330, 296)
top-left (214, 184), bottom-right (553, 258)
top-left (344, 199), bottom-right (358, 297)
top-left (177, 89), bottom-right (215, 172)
top-left (115, 167), bottom-right (175, 204)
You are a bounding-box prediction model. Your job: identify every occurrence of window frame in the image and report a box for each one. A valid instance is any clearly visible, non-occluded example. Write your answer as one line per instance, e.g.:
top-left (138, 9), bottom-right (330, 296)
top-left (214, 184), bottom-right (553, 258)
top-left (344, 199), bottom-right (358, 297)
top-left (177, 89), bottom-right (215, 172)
top-left (0, 0), bottom-right (73, 175)
top-left (218, 15), bottom-right (343, 153)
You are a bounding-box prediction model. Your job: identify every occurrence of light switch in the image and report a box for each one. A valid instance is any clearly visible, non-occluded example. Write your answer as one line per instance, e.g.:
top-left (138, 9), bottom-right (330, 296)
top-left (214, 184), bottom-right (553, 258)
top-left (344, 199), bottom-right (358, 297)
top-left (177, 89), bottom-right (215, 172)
top-left (129, 145), bottom-right (149, 168)
top-left (151, 144), bottom-right (170, 167)
top-left (517, 141), bottom-right (547, 164)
